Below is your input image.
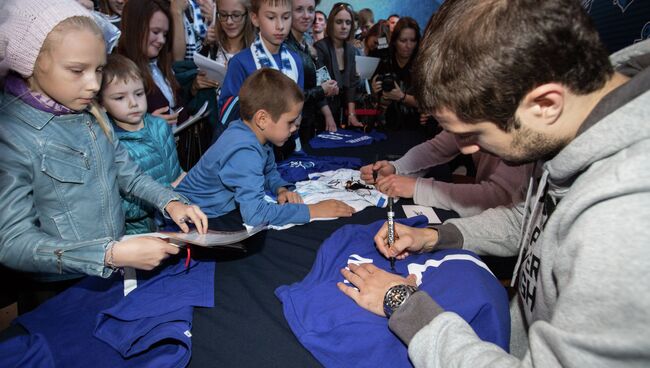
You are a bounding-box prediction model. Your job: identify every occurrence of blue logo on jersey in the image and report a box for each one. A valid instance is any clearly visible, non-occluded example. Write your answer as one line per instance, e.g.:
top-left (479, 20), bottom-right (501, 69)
top-left (614, 0), bottom-right (636, 12)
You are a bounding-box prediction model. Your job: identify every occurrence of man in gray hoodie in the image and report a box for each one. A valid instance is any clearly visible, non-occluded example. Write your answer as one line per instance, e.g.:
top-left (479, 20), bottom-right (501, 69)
top-left (337, 0), bottom-right (650, 366)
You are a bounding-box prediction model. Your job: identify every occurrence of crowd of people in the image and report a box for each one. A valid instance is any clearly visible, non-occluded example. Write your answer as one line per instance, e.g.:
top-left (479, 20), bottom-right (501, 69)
top-left (0, 0), bottom-right (648, 366)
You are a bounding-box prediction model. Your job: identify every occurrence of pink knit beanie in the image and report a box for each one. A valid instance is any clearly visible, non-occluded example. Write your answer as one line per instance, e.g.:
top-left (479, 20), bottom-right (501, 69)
top-left (0, 0), bottom-right (92, 78)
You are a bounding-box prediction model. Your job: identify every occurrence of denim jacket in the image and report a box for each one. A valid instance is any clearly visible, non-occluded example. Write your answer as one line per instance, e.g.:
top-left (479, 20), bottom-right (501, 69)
top-left (0, 94), bottom-right (186, 281)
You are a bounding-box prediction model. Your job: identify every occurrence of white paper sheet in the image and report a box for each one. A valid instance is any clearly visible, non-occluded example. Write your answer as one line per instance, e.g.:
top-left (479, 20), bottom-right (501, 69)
top-left (402, 205), bottom-right (442, 224)
top-left (355, 56), bottom-right (380, 80)
top-left (193, 52), bottom-right (227, 83)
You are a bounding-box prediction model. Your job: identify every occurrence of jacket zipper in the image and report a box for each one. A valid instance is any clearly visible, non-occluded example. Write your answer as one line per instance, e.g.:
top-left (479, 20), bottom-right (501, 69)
top-left (55, 249), bottom-right (63, 274)
top-left (85, 120), bottom-right (116, 237)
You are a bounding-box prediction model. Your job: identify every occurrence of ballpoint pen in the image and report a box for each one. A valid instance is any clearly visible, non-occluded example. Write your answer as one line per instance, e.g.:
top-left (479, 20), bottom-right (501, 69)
top-left (387, 197), bottom-right (396, 272)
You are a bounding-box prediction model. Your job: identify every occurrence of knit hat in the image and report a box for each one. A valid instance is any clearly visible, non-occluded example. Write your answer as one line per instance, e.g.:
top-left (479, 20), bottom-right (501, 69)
top-left (0, 0), bottom-right (92, 78)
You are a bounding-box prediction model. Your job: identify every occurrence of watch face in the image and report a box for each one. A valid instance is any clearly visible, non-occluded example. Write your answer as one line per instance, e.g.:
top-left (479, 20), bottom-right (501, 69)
top-left (384, 284), bottom-right (417, 317)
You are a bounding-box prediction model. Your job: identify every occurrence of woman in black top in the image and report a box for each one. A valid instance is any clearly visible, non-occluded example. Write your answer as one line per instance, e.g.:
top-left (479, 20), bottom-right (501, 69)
top-left (286, 0), bottom-right (339, 141)
top-left (371, 17), bottom-right (422, 130)
top-left (314, 3), bottom-right (363, 129)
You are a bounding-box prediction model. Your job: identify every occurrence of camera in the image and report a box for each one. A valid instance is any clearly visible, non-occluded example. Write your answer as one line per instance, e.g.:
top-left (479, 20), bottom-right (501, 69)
top-left (378, 73), bottom-right (396, 92)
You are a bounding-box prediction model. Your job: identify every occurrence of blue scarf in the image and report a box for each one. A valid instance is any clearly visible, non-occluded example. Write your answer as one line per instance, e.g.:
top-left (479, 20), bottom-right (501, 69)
top-left (250, 35), bottom-right (299, 83)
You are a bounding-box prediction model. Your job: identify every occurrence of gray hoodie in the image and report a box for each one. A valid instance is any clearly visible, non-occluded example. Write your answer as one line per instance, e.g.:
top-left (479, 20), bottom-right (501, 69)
top-left (388, 46), bottom-right (650, 367)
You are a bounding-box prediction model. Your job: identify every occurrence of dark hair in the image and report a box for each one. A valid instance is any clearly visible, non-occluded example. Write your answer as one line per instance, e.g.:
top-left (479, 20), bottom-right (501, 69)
top-left (414, 0), bottom-right (613, 131)
top-left (325, 2), bottom-right (355, 42)
top-left (100, 54), bottom-right (144, 98)
top-left (117, 0), bottom-right (179, 98)
top-left (98, 0), bottom-right (118, 16)
top-left (358, 8), bottom-right (373, 24)
top-left (389, 17), bottom-right (420, 62)
top-left (250, 0), bottom-right (292, 14)
top-left (314, 10), bottom-right (326, 21)
top-left (239, 69), bottom-right (304, 121)
top-left (363, 19), bottom-right (388, 53)
top-left (388, 14), bottom-right (399, 20)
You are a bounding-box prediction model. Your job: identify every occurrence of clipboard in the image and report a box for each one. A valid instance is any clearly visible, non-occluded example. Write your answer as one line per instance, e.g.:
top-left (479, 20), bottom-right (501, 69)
top-left (173, 101), bottom-right (210, 135)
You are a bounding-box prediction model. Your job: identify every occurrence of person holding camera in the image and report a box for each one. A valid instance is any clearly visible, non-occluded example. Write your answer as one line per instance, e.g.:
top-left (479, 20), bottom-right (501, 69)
top-left (371, 17), bottom-right (422, 130)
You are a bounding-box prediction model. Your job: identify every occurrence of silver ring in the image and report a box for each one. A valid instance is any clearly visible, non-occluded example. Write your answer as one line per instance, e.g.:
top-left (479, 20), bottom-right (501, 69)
top-left (178, 216), bottom-right (189, 224)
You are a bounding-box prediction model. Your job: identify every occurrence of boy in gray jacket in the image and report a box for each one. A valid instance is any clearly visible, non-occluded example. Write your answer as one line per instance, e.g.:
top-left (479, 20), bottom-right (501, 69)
top-left (338, 0), bottom-right (650, 366)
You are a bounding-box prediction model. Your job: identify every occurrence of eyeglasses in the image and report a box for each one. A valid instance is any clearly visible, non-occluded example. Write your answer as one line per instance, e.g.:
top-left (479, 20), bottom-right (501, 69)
top-left (332, 2), bottom-right (354, 13)
top-left (217, 11), bottom-right (247, 23)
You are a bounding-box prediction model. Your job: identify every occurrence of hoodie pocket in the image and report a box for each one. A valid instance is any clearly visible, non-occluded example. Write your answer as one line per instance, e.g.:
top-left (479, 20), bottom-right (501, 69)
top-left (41, 142), bottom-right (89, 184)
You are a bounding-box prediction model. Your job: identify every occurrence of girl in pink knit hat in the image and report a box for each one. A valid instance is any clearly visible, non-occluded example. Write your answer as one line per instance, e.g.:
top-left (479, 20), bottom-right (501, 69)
top-left (0, 0), bottom-right (207, 308)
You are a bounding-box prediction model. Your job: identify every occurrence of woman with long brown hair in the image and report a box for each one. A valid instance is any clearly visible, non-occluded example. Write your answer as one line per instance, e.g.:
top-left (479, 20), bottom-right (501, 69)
top-left (314, 2), bottom-right (362, 128)
top-left (371, 17), bottom-right (422, 130)
top-left (118, 0), bottom-right (183, 125)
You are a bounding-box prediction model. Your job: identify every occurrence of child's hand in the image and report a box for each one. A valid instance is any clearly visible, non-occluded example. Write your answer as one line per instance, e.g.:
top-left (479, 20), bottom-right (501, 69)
top-left (277, 188), bottom-right (303, 204)
top-left (152, 106), bottom-right (180, 125)
top-left (165, 201), bottom-right (208, 234)
top-left (108, 236), bottom-right (180, 270)
top-left (360, 160), bottom-right (396, 184)
top-left (309, 199), bottom-right (355, 219)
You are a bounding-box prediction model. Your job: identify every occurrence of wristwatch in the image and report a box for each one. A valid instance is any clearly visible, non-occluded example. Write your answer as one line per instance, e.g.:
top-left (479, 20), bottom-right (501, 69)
top-left (383, 284), bottom-right (418, 317)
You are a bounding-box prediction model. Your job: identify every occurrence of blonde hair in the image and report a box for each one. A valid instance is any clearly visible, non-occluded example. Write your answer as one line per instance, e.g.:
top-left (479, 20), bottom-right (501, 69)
top-left (38, 16), bottom-right (113, 140)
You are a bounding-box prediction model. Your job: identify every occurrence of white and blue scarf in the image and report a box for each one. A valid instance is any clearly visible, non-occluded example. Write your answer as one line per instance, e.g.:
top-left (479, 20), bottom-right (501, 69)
top-left (183, 0), bottom-right (208, 60)
top-left (250, 35), bottom-right (299, 83)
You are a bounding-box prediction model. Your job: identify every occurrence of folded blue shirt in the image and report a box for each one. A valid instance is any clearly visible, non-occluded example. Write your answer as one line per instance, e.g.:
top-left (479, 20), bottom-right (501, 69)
top-left (308, 129), bottom-right (387, 149)
top-left (276, 153), bottom-right (362, 183)
top-left (13, 257), bottom-right (214, 368)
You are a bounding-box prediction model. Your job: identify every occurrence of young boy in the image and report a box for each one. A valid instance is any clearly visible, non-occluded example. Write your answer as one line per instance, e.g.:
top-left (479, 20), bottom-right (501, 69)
top-left (216, 0), bottom-right (304, 143)
top-left (176, 69), bottom-right (354, 226)
top-left (100, 54), bottom-right (186, 235)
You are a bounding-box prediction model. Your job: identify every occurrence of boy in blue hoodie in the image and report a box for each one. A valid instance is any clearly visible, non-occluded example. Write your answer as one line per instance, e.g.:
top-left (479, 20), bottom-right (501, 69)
top-left (176, 69), bottom-right (354, 226)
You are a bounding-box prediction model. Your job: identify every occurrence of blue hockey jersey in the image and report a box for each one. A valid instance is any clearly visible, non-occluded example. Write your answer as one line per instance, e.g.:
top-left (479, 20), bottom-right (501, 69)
top-left (309, 129), bottom-right (387, 149)
top-left (275, 216), bottom-right (510, 368)
top-left (9, 257), bottom-right (215, 368)
top-left (276, 153), bottom-right (362, 183)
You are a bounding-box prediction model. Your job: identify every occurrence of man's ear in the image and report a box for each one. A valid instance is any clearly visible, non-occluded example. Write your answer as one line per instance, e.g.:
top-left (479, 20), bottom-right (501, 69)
top-left (519, 83), bottom-right (565, 127)
top-left (253, 109), bottom-right (270, 131)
